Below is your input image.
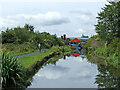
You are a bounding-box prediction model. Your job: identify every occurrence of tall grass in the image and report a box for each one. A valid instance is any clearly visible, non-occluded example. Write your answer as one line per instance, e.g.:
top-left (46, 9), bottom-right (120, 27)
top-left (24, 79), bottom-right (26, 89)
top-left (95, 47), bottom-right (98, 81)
top-left (84, 36), bottom-right (120, 69)
top-left (2, 53), bottom-right (27, 88)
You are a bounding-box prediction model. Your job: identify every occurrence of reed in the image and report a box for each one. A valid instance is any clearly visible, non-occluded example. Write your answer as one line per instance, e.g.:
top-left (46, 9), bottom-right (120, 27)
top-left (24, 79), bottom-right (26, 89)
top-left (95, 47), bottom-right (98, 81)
top-left (2, 53), bottom-right (27, 88)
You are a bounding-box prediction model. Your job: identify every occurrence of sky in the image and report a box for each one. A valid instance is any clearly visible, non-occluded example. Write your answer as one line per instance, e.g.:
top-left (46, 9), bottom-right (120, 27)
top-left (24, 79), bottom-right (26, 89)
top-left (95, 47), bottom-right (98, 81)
top-left (0, 0), bottom-right (112, 37)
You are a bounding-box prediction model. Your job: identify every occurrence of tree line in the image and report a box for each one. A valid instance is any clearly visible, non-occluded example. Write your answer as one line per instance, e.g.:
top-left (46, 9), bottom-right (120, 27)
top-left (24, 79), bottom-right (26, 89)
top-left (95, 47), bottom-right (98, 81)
top-left (2, 24), bottom-right (64, 51)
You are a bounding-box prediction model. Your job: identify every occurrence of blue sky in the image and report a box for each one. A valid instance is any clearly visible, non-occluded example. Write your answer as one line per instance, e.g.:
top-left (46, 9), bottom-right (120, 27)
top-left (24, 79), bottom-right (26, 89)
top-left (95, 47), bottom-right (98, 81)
top-left (0, 0), bottom-right (109, 37)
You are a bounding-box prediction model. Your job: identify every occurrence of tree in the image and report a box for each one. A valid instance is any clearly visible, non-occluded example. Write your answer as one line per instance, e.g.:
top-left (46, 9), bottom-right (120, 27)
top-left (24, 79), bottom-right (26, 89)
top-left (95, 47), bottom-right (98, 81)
top-left (2, 29), bottom-right (16, 44)
top-left (24, 24), bottom-right (34, 32)
top-left (95, 1), bottom-right (120, 42)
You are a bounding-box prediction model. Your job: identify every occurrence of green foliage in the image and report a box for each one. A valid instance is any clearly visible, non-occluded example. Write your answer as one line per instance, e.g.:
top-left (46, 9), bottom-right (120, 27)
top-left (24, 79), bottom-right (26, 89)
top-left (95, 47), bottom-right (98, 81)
top-left (84, 35), bottom-right (101, 51)
top-left (2, 29), bottom-right (16, 43)
top-left (51, 45), bottom-right (70, 52)
top-left (84, 1), bottom-right (120, 69)
top-left (2, 53), bottom-right (27, 88)
top-left (2, 24), bottom-right (64, 52)
top-left (45, 55), bottom-right (63, 65)
top-left (2, 43), bottom-right (37, 52)
top-left (64, 46), bottom-right (72, 52)
top-left (85, 35), bottom-right (120, 69)
top-left (95, 64), bottom-right (120, 88)
top-left (95, 1), bottom-right (120, 42)
top-left (24, 24), bottom-right (34, 32)
top-left (51, 46), bottom-right (62, 55)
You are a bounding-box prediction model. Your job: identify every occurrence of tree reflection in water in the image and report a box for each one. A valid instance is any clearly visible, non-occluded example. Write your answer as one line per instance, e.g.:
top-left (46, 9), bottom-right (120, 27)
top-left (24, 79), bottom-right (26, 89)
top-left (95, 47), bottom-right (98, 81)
top-left (85, 53), bottom-right (120, 89)
top-left (95, 63), bottom-right (120, 89)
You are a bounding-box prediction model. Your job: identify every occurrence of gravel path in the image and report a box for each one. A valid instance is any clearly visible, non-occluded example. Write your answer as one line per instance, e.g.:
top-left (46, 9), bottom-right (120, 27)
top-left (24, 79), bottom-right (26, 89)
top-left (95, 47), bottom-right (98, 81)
top-left (15, 50), bottom-right (48, 58)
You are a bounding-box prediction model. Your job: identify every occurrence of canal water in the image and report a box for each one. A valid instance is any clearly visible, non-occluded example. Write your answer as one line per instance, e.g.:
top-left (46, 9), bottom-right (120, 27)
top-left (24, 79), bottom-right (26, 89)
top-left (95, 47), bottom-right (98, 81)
top-left (28, 55), bottom-right (99, 88)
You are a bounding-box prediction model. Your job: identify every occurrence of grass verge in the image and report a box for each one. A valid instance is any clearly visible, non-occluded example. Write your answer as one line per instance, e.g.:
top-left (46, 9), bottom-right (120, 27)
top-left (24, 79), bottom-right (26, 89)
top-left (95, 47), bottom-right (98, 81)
top-left (7, 49), bottom-right (48, 57)
top-left (18, 50), bottom-right (52, 69)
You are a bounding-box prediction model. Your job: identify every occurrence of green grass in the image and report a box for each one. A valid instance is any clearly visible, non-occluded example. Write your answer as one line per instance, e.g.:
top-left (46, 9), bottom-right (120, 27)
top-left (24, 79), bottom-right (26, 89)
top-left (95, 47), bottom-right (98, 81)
top-left (18, 50), bottom-right (52, 69)
top-left (17, 46), bottom-right (71, 70)
top-left (7, 49), bottom-right (48, 57)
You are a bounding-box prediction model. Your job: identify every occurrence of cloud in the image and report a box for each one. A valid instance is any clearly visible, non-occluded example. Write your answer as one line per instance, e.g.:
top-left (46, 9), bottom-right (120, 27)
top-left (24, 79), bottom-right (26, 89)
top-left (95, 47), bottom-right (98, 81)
top-left (74, 26), bottom-right (96, 37)
top-left (72, 9), bottom-right (96, 25)
top-left (0, 0), bottom-right (107, 3)
top-left (70, 64), bottom-right (97, 82)
top-left (75, 28), bottom-right (86, 33)
top-left (71, 9), bottom-right (92, 16)
top-left (0, 12), bottom-right (69, 30)
top-left (77, 14), bottom-right (95, 25)
top-left (36, 65), bottom-right (69, 80)
top-left (71, 9), bottom-right (96, 25)
top-left (77, 15), bottom-right (90, 22)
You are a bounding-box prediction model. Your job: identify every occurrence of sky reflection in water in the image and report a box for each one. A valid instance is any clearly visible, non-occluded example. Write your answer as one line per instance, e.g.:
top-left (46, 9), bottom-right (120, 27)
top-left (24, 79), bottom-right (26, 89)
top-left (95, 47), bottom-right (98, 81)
top-left (28, 55), bottom-right (98, 88)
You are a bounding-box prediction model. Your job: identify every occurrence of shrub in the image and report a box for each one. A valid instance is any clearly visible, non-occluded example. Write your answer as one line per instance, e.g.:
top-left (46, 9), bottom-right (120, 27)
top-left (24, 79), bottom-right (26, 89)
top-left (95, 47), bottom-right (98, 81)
top-left (51, 46), bottom-right (62, 54)
top-left (2, 53), bottom-right (27, 88)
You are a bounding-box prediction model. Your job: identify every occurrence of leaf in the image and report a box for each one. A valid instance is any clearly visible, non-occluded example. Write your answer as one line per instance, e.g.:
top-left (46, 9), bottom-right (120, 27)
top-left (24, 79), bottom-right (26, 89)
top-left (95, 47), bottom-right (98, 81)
top-left (11, 77), bottom-right (16, 86)
top-left (16, 73), bottom-right (24, 81)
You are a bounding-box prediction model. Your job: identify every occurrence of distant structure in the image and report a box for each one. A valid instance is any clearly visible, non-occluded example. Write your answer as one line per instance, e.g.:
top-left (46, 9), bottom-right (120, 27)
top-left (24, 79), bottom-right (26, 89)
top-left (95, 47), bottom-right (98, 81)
top-left (61, 34), bottom-right (70, 45)
top-left (81, 34), bottom-right (89, 38)
top-left (70, 38), bottom-right (82, 45)
top-left (63, 34), bottom-right (66, 40)
top-left (70, 38), bottom-right (83, 50)
top-left (70, 38), bottom-right (82, 42)
top-left (61, 34), bottom-right (89, 46)
top-left (61, 36), bottom-right (63, 39)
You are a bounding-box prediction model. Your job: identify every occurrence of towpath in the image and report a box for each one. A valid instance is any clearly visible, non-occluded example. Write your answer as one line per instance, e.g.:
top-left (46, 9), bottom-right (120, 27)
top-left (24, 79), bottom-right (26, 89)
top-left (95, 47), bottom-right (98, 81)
top-left (15, 50), bottom-right (48, 58)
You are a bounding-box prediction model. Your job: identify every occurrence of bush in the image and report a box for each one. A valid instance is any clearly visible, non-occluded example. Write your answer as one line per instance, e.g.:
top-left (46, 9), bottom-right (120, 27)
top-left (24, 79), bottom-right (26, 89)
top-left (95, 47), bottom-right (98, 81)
top-left (2, 42), bottom-right (38, 52)
top-left (2, 53), bottom-right (27, 88)
top-left (51, 46), bottom-right (62, 55)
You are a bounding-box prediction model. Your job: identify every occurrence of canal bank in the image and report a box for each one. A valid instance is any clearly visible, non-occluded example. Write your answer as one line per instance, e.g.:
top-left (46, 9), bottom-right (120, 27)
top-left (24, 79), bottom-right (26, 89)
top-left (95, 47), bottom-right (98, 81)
top-left (2, 46), bottom-right (72, 88)
top-left (18, 46), bottom-right (72, 87)
top-left (84, 35), bottom-right (120, 69)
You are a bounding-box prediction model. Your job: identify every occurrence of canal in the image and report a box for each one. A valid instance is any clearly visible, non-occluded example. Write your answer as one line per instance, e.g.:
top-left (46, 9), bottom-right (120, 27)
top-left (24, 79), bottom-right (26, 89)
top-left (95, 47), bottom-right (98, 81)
top-left (28, 54), bottom-right (99, 88)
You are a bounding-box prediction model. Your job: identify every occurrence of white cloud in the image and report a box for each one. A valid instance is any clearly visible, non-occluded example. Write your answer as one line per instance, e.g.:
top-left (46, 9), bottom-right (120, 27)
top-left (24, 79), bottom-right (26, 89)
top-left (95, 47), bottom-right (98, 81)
top-left (72, 9), bottom-right (96, 25)
top-left (36, 65), bottom-right (69, 80)
top-left (75, 28), bottom-right (86, 33)
top-left (0, 12), bottom-right (69, 30)
top-left (37, 69), bottom-right (61, 79)
top-left (77, 15), bottom-right (90, 22)
top-left (71, 9), bottom-right (92, 16)
top-left (74, 25), bottom-right (96, 37)
top-left (0, 0), bottom-right (107, 3)
top-left (70, 65), bottom-right (97, 82)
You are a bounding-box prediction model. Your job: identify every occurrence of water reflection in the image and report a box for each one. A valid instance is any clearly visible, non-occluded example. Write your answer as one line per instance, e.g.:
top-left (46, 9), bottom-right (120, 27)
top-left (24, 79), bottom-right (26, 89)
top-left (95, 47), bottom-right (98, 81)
top-left (86, 54), bottom-right (120, 89)
top-left (28, 51), bottom-right (120, 88)
top-left (28, 55), bottom-right (98, 88)
top-left (36, 65), bottom-right (69, 80)
top-left (71, 53), bottom-right (80, 57)
top-left (95, 64), bottom-right (120, 88)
